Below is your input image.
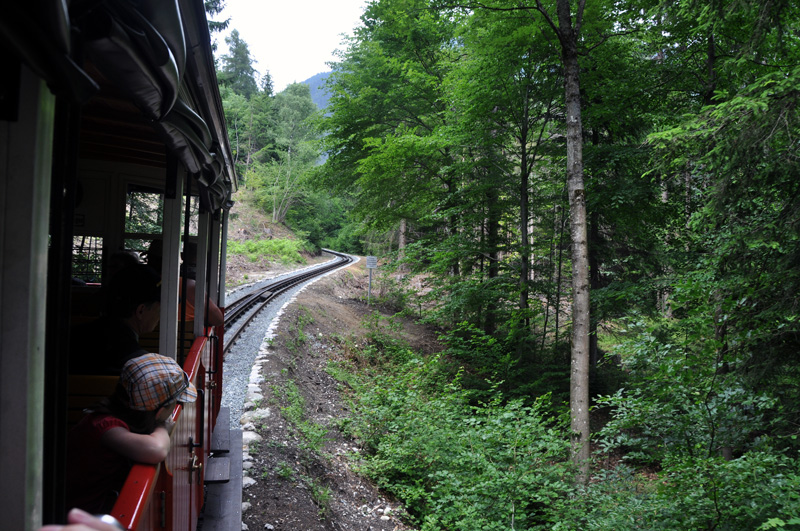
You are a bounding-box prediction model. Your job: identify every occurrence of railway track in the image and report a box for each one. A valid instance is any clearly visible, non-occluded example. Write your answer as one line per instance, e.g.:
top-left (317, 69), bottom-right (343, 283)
top-left (222, 249), bottom-right (354, 354)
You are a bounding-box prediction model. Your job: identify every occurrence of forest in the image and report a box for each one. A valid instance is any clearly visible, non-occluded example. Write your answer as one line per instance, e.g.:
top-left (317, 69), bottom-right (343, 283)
top-left (214, 0), bottom-right (800, 529)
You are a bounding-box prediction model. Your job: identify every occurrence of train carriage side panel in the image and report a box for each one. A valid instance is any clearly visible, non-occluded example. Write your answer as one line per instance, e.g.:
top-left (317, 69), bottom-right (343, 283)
top-left (1, 1), bottom-right (236, 528)
top-left (0, 66), bottom-right (56, 531)
top-left (111, 335), bottom-right (211, 530)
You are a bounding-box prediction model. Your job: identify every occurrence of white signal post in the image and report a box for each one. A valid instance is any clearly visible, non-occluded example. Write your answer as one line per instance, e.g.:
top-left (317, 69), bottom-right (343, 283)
top-left (366, 256), bottom-right (378, 304)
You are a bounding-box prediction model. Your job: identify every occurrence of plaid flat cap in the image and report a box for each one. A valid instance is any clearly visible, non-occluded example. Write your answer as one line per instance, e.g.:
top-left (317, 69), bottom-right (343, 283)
top-left (120, 354), bottom-right (198, 411)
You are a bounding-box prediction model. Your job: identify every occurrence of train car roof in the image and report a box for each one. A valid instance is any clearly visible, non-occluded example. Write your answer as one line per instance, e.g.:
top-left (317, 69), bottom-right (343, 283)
top-left (1, 0), bottom-right (237, 213)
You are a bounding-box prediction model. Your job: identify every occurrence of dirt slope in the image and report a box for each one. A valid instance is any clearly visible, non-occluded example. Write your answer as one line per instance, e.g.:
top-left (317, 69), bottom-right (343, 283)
top-left (239, 261), bottom-right (440, 531)
top-left (225, 194), bottom-right (309, 288)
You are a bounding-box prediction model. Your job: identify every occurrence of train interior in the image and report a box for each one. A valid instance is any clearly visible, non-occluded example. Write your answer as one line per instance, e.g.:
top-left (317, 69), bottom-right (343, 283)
top-left (1, 1), bottom-right (237, 529)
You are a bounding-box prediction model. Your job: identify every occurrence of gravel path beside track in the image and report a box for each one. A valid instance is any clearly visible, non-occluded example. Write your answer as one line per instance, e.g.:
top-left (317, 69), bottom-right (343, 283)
top-left (221, 255), bottom-right (359, 427)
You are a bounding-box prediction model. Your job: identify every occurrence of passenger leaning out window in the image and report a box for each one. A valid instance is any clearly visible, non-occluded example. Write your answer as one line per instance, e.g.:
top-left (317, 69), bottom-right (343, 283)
top-left (65, 354), bottom-right (197, 514)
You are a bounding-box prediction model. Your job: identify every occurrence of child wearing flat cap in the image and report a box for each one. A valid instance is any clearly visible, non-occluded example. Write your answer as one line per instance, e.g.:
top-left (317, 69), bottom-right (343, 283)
top-left (65, 354), bottom-right (197, 514)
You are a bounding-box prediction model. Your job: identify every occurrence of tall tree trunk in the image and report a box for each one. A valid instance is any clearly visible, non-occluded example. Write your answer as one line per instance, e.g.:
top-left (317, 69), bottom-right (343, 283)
top-left (554, 209), bottom-right (565, 346)
top-left (446, 177), bottom-right (460, 277)
top-left (398, 218), bottom-right (408, 273)
top-left (486, 174), bottom-right (500, 336)
top-left (519, 115), bottom-right (530, 331)
top-left (541, 203), bottom-right (560, 352)
top-left (555, 0), bottom-right (591, 484)
top-left (589, 209), bottom-right (600, 368)
top-left (659, 179), bottom-right (672, 316)
top-left (398, 218), bottom-right (407, 254)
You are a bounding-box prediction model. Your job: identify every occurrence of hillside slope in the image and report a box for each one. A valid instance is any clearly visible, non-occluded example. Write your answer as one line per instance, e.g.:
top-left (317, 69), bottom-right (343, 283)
top-left (302, 71), bottom-right (331, 110)
top-left (239, 262), bottom-right (441, 530)
top-left (226, 193), bottom-right (318, 287)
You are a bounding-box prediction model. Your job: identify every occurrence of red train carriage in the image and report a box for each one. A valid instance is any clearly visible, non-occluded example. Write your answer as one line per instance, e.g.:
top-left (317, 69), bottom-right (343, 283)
top-left (0, 1), bottom-right (236, 529)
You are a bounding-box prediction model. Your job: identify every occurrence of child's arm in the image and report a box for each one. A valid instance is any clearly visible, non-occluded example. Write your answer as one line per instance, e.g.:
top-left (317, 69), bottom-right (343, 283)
top-left (101, 425), bottom-right (171, 464)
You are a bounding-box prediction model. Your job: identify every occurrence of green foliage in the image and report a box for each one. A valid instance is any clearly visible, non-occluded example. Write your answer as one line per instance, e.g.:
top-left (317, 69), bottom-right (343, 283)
top-left (218, 29), bottom-right (259, 98)
top-left (274, 378), bottom-right (328, 453)
top-left (204, 0), bottom-right (229, 35)
top-left (346, 356), bottom-right (572, 529)
top-left (284, 191), bottom-right (358, 251)
top-left (220, 2), bottom-right (800, 526)
top-left (276, 461), bottom-right (293, 480)
top-left (438, 321), bottom-right (516, 386)
top-left (226, 238), bottom-right (312, 265)
top-left (319, 219), bottom-right (364, 255)
top-left (125, 191), bottom-right (163, 235)
top-left (596, 318), bottom-right (778, 464)
top-left (556, 454), bottom-right (800, 530)
top-left (332, 316), bottom-right (573, 529)
top-left (217, 33), bottom-right (342, 243)
top-left (238, 83), bottom-right (322, 226)
top-left (286, 308), bottom-right (313, 356)
top-left (304, 475), bottom-right (333, 517)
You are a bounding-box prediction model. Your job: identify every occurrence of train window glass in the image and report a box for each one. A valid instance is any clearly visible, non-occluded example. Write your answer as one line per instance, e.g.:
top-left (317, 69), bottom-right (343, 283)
top-left (124, 186), bottom-right (199, 239)
top-left (123, 186), bottom-right (199, 264)
top-left (124, 186), bottom-right (163, 260)
top-left (72, 236), bottom-right (103, 283)
top-left (180, 195), bottom-right (200, 237)
top-left (126, 187), bottom-right (164, 237)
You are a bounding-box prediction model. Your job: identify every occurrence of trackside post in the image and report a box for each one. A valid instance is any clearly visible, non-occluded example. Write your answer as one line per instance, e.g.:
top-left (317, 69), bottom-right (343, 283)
top-left (366, 256), bottom-right (378, 304)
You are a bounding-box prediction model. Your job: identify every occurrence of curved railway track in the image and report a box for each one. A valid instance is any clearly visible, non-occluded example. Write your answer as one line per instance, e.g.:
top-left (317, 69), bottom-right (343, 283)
top-left (222, 249), bottom-right (354, 354)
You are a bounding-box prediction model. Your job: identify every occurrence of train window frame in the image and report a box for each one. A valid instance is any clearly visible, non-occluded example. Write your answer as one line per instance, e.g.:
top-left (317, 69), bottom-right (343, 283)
top-left (124, 184), bottom-right (200, 255)
top-left (71, 235), bottom-right (104, 283)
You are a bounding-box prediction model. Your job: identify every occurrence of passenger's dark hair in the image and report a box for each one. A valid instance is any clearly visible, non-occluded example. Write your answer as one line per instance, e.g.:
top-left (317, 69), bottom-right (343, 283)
top-left (104, 264), bottom-right (161, 319)
top-left (106, 250), bottom-right (140, 280)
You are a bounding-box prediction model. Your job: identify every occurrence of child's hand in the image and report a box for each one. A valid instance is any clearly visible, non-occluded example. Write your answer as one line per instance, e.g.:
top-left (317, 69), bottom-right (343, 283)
top-left (39, 508), bottom-right (123, 530)
top-left (162, 417), bottom-right (176, 435)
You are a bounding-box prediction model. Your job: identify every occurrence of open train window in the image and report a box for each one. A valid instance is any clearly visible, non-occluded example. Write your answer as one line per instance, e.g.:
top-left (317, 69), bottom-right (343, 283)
top-left (72, 236), bottom-right (103, 283)
top-left (123, 184), bottom-right (199, 255)
top-left (124, 184), bottom-right (163, 254)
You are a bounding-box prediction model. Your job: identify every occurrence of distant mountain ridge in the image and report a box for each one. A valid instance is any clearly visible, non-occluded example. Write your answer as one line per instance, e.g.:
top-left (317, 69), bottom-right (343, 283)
top-left (301, 71), bottom-right (331, 111)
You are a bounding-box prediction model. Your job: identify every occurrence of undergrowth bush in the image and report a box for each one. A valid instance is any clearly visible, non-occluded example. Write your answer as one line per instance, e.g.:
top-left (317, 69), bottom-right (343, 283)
top-left (596, 320), bottom-right (778, 465)
top-left (555, 453), bottom-right (800, 530)
top-left (577, 316), bottom-right (800, 530)
top-left (227, 238), bottom-right (312, 265)
top-left (335, 317), bottom-right (574, 529)
top-left (333, 308), bottom-right (800, 530)
top-left (437, 320), bottom-right (572, 408)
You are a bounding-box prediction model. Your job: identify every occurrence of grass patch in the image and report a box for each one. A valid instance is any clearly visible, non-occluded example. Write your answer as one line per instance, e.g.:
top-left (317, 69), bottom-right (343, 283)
top-left (273, 378), bottom-right (328, 453)
top-left (300, 475), bottom-right (332, 517)
top-left (276, 461), bottom-right (293, 480)
top-left (287, 308), bottom-right (314, 356)
top-left (325, 359), bottom-right (360, 389)
top-left (227, 238), bottom-right (313, 265)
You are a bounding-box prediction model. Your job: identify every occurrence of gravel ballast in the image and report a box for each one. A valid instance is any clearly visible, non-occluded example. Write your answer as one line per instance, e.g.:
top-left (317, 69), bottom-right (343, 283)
top-left (220, 255), bottom-right (359, 426)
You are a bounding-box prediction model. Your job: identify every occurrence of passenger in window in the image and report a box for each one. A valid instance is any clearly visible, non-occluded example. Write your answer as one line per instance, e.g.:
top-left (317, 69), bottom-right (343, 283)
top-left (180, 241), bottom-right (224, 326)
top-left (81, 250), bottom-right (142, 318)
top-left (105, 250), bottom-right (140, 281)
top-left (140, 238), bottom-right (164, 273)
top-left (65, 354), bottom-right (197, 514)
top-left (70, 264), bottom-right (161, 374)
top-left (143, 239), bottom-right (223, 326)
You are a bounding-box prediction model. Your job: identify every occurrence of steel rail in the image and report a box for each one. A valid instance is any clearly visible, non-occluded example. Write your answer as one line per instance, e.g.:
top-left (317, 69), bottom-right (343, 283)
top-left (222, 250), bottom-right (353, 355)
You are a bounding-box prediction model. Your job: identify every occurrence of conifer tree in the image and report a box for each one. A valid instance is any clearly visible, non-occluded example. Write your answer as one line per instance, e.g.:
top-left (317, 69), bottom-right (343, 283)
top-left (219, 29), bottom-right (258, 99)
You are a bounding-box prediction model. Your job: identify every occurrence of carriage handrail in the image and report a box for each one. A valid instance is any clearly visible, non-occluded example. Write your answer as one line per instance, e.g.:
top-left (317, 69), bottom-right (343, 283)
top-left (109, 333), bottom-right (211, 530)
top-left (110, 463), bottom-right (162, 530)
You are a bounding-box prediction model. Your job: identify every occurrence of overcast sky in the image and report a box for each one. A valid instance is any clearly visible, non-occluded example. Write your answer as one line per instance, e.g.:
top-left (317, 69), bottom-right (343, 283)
top-left (214, 0), bottom-right (368, 92)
